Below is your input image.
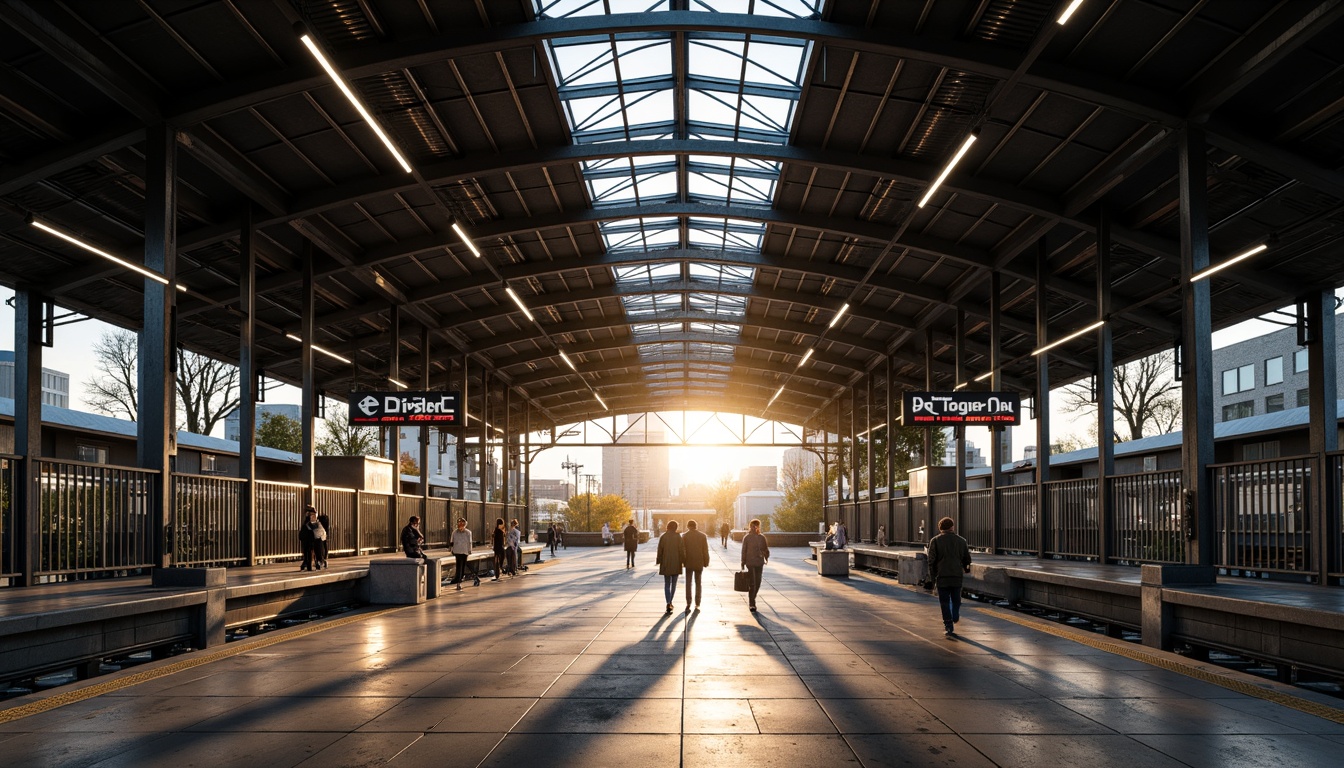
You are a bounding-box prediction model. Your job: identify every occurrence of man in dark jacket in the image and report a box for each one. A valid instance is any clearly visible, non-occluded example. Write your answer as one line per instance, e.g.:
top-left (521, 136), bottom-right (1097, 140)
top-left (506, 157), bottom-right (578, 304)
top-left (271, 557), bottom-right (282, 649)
top-left (655, 521), bottom-right (686, 614)
top-left (681, 520), bottom-right (710, 611)
top-left (719, 521), bottom-right (731, 548)
top-left (926, 516), bottom-right (972, 638)
top-left (400, 515), bottom-right (425, 559)
top-left (622, 519), bottom-right (639, 568)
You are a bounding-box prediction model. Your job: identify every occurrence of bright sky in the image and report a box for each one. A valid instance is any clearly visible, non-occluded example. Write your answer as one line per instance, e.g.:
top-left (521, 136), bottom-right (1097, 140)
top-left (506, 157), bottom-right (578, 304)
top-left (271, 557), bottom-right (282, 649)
top-left (3, 287), bottom-right (1339, 492)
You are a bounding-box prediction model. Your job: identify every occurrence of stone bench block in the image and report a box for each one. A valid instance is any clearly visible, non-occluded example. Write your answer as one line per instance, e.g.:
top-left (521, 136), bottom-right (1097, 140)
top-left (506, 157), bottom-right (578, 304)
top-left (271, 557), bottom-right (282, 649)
top-left (369, 559), bottom-right (426, 605)
top-left (817, 549), bottom-right (849, 577)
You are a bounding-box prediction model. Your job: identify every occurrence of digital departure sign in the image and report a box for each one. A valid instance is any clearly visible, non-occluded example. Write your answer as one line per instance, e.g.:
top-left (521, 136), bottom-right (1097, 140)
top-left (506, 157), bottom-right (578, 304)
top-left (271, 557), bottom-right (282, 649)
top-left (348, 391), bottom-right (461, 426)
top-left (902, 391), bottom-right (1022, 426)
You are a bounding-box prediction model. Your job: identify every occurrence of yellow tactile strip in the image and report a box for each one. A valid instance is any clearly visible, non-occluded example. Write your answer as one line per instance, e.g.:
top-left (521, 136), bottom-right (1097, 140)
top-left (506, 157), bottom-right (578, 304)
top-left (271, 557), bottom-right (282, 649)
top-left (987, 607), bottom-right (1344, 725)
top-left (0, 603), bottom-right (410, 726)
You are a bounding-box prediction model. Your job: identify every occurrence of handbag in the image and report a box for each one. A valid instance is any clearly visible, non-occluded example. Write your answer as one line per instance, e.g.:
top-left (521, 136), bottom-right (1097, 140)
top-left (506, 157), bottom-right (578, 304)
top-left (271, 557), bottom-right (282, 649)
top-left (733, 567), bottom-right (751, 593)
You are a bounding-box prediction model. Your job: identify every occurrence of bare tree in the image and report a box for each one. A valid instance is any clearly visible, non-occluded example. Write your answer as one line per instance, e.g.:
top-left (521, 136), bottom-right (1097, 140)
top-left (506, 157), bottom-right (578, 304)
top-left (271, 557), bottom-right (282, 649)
top-left (85, 329), bottom-right (240, 435)
top-left (316, 405), bottom-right (380, 456)
top-left (1061, 351), bottom-right (1182, 442)
top-left (86, 330), bottom-right (139, 421)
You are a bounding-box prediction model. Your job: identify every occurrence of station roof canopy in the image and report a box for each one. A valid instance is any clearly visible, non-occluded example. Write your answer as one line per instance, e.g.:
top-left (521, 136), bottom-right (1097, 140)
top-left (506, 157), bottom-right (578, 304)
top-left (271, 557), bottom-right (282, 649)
top-left (1, 0), bottom-right (1342, 433)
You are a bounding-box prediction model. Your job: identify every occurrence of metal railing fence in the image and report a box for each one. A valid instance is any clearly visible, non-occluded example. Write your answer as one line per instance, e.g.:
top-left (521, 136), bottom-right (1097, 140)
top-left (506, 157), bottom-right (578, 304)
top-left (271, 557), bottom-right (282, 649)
top-left (1045, 478), bottom-right (1099, 559)
top-left (1213, 455), bottom-right (1314, 574)
top-left (1111, 470), bottom-right (1186, 564)
top-left (1, 455), bottom-right (19, 580)
top-left (960, 489), bottom-right (993, 549)
top-left (36, 459), bottom-right (156, 578)
top-left (997, 484), bottom-right (1038, 554)
top-left (173, 473), bottom-right (244, 567)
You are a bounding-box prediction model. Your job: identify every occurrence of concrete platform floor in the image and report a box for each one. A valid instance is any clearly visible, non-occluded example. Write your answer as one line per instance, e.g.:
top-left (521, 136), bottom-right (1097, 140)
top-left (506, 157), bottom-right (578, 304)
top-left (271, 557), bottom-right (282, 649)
top-left (2, 542), bottom-right (1342, 767)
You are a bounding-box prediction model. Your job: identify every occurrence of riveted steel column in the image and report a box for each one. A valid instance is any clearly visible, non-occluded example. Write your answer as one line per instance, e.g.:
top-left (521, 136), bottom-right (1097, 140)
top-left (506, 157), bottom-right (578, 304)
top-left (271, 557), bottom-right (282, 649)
top-left (1097, 207), bottom-right (1116, 563)
top-left (955, 311), bottom-right (967, 532)
top-left (865, 374), bottom-right (874, 541)
top-left (849, 387), bottom-right (859, 534)
top-left (1178, 126), bottom-right (1216, 568)
top-left (480, 365), bottom-right (489, 515)
top-left (1034, 252), bottom-right (1050, 558)
top-left (989, 272), bottom-right (1003, 495)
top-left (1304, 289), bottom-right (1337, 583)
top-left (886, 356), bottom-right (895, 535)
top-left (138, 123), bottom-right (176, 569)
top-left (13, 290), bottom-right (45, 585)
top-left (924, 329), bottom-right (935, 468)
top-left (502, 387), bottom-right (511, 508)
top-left (300, 242), bottom-right (315, 501)
top-left (457, 354), bottom-right (468, 501)
top-left (386, 305), bottom-right (400, 468)
top-left (239, 207), bottom-right (258, 565)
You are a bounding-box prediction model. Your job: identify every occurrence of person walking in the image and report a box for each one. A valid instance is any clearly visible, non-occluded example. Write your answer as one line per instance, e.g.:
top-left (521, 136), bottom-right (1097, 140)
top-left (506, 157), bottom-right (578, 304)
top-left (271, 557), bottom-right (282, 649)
top-left (558, 524), bottom-right (567, 550)
top-left (877, 524), bottom-right (887, 548)
top-left (740, 518), bottom-right (770, 612)
top-left (655, 520), bottom-right (686, 614)
top-left (400, 515), bottom-right (424, 559)
top-left (601, 521), bottom-right (613, 546)
top-left (926, 516), bottom-right (972, 638)
top-left (298, 507), bottom-right (325, 571)
top-left (450, 517), bottom-right (478, 589)
top-left (682, 520), bottom-right (710, 611)
top-left (507, 519), bottom-right (522, 576)
top-left (548, 523), bottom-right (558, 557)
top-left (719, 521), bottom-right (731, 549)
top-left (491, 518), bottom-right (507, 580)
top-left (622, 519), bottom-right (639, 568)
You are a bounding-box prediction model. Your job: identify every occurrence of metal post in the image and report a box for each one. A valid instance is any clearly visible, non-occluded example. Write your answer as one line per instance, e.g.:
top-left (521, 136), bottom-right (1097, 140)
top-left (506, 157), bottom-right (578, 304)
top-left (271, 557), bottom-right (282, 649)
top-left (955, 311), bottom-right (966, 533)
top-left (13, 290), bottom-right (45, 585)
top-left (387, 305), bottom-right (400, 468)
top-left (420, 323), bottom-right (430, 517)
top-left (865, 375), bottom-right (874, 541)
top-left (138, 123), bottom-right (176, 569)
top-left (502, 387), bottom-right (511, 508)
top-left (923, 329), bottom-right (934, 469)
top-left (239, 207), bottom-right (258, 566)
top-left (457, 354), bottom-right (469, 501)
top-left (1034, 251), bottom-right (1050, 558)
top-left (300, 242), bottom-right (316, 502)
top-left (1097, 206), bottom-right (1115, 563)
top-left (1304, 290), bottom-right (1337, 583)
top-left (1178, 125), bottom-right (1216, 568)
top-left (886, 355), bottom-right (895, 539)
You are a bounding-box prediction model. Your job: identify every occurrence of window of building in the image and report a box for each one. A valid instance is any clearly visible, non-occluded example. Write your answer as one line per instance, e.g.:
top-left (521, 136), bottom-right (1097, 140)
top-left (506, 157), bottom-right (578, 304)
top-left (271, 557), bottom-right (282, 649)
top-left (1297, 388), bottom-right (1311, 408)
top-left (1264, 356), bottom-right (1283, 385)
top-left (1221, 364), bottom-right (1254, 395)
top-left (201, 453), bottom-right (219, 473)
top-left (1221, 400), bottom-right (1253, 421)
top-left (1242, 441), bottom-right (1280, 461)
top-left (1143, 456), bottom-right (1157, 472)
top-left (1294, 348), bottom-right (1308, 373)
top-left (76, 444), bottom-right (109, 464)
top-left (1264, 393), bottom-right (1284, 414)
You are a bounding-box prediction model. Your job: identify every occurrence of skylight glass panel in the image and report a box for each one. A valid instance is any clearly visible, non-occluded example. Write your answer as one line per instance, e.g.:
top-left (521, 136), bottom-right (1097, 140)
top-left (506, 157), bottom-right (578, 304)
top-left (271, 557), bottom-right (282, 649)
top-left (537, 0), bottom-right (671, 18)
top-left (689, 293), bottom-right (747, 317)
top-left (688, 342), bottom-right (736, 359)
top-left (688, 263), bottom-right (755, 284)
top-left (688, 321), bottom-right (742, 337)
top-left (622, 292), bottom-right (681, 318)
top-left (687, 217), bottom-right (766, 250)
top-left (631, 322), bottom-right (682, 337)
top-left (600, 217), bottom-right (681, 252)
top-left (689, 0), bottom-right (824, 18)
top-left (643, 362), bottom-right (684, 373)
top-left (689, 370), bottom-right (730, 381)
top-left (639, 342), bottom-right (685, 359)
top-left (614, 263), bottom-right (681, 284)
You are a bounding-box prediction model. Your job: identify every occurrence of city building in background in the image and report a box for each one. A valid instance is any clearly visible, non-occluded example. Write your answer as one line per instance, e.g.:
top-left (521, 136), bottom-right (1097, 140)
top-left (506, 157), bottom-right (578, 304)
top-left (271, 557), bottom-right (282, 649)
top-left (1213, 313), bottom-right (1344, 423)
top-left (738, 465), bottom-right (777, 492)
top-left (223, 403), bottom-right (301, 441)
top-left (0, 351), bottom-right (69, 408)
top-left (782, 446), bottom-right (821, 477)
top-left (735, 489), bottom-right (785, 529)
top-left (943, 438), bottom-right (989, 469)
top-left (602, 414), bottom-right (670, 510)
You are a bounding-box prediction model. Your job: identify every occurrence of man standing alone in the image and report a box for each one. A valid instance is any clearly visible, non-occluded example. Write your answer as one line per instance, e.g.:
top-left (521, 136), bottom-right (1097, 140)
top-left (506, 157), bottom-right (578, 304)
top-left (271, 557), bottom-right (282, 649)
top-left (719, 521), bottom-right (731, 549)
top-left (681, 520), bottom-right (710, 611)
top-left (926, 516), bottom-right (972, 638)
top-left (623, 519), bottom-right (639, 568)
top-left (450, 518), bottom-right (477, 590)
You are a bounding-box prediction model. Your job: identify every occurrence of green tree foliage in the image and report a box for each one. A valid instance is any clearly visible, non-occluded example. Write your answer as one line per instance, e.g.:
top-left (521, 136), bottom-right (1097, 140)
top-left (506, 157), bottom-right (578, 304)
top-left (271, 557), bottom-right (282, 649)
top-left (316, 405), bottom-right (379, 456)
top-left (835, 425), bottom-right (944, 499)
top-left (255, 411), bottom-right (302, 454)
top-left (562, 493), bottom-right (633, 532)
top-left (771, 452), bottom-right (826, 532)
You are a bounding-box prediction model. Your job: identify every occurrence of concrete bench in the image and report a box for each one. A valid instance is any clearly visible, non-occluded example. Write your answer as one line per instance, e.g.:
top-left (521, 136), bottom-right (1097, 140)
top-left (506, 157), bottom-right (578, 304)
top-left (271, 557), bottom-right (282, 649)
top-left (521, 543), bottom-right (544, 564)
top-left (368, 558), bottom-right (427, 605)
top-left (817, 550), bottom-right (849, 577)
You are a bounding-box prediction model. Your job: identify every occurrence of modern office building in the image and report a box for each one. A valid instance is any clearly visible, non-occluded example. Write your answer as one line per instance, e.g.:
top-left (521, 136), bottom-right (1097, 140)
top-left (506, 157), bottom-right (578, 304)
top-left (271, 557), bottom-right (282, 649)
top-left (602, 414), bottom-right (671, 508)
top-left (0, 351), bottom-right (69, 408)
top-left (738, 465), bottom-right (777, 492)
top-left (1213, 312), bottom-right (1344, 423)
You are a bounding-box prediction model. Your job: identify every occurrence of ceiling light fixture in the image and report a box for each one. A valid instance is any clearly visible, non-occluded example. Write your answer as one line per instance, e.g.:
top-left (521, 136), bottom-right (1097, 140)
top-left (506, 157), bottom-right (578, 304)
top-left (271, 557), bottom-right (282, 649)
top-left (504, 286), bottom-right (535, 322)
top-left (285, 333), bottom-right (352, 364)
top-left (797, 348), bottom-right (814, 367)
top-left (974, 371), bottom-right (994, 382)
top-left (954, 381), bottom-right (968, 391)
top-left (559, 350), bottom-right (578, 371)
top-left (827, 303), bottom-right (849, 329)
top-left (29, 218), bottom-right (187, 291)
top-left (1189, 244), bottom-right (1268, 283)
top-left (298, 31), bottom-right (413, 173)
top-left (767, 385), bottom-right (785, 408)
top-left (1056, 0), bottom-right (1086, 24)
top-left (594, 392), bottom-right (608, 410)
top-left (451, 222), bottom-right (482, 258)
top-left (1032, 320), bottom-right (1106, 356)
top-left (388, 377), bottom-right (408, 389)
top-left (917, 132), bottom-right (978, 208)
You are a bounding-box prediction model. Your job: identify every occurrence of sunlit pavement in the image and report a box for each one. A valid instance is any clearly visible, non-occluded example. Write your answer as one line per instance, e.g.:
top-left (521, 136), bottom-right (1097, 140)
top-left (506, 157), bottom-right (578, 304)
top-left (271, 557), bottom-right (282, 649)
top-left (3, 542), bottom-right (1343, 767)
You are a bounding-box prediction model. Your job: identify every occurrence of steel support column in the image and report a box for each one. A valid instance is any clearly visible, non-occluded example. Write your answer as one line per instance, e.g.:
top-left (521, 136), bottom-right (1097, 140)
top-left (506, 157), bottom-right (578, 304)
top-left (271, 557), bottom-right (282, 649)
top-left (954, 312), bottom-right (966, 533)
top-left (300, 242), bottom-right (316, 501)
top-left (386, 305), bottom-right (400, 467)
top-left (886, 356), bottom-right (895, 539)
top-left (457, 354), bottom-right (468, 501)
top-left (420, 323), bottom-right (430, 517)
top-left (502, 387), bottom-right (511, 508)
top-left (1178, 126), bottom-right (1216, 568)
top-left (990, 271), bottom-right (1004, 540)
top-left (1304, 289), bottom-right (1337, 582)
top-left (849, 387), bottom-right (858, 536)
top-left (924, 329), bottom-right (935, 469)
top-left (137, 123), bottom-right (176, 569)
top-left (480, 365), bottom-right (489, 517)
top-left (1096, 207), bottom-right (1116, 563)
top-left (13, 291), bottom-right (45, 585)
top-left (865, 374), bottom-right (874, 542)
top-left (1034, 252), bottom-right (1050, 558)
top-left (239, 207), bottom-right (258, 566)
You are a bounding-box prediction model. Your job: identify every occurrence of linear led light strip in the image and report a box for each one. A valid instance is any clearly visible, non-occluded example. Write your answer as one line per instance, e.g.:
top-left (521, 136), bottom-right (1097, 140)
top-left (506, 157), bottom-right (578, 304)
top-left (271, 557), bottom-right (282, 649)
top-left (917, 134), bottom-right (978, 208)
top-left (559, 350), bottom-right (578, 371)
top-left (856, 423), bottom-right (888, 437)
top-left (827, 303), bottom-right (849, 329)
top-left (796, 348), bottom-right (814, 368)
top-left (298, 32), bottom-right (412, 174)
top-left (594, 392), bottom-right (608, 410)
top-left (505, 286), bottom-right (535, 321)
top-left (1033, 320), bottom-right (1105, 356)
top-left (452, 222), bottom-right (482, 258)
top-left (284, 333), bottom-right (351, 364)
top-left (767, 385), bottom-right (785, 408)
top-left (1189, 245), bottom-right (1268, 283)
top-left (387, 377), bottom-right (408, 389)
top-left (1056, 0), bottom-right (1086, 24)
top-left (30, 219), bottom-right (186, 292)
